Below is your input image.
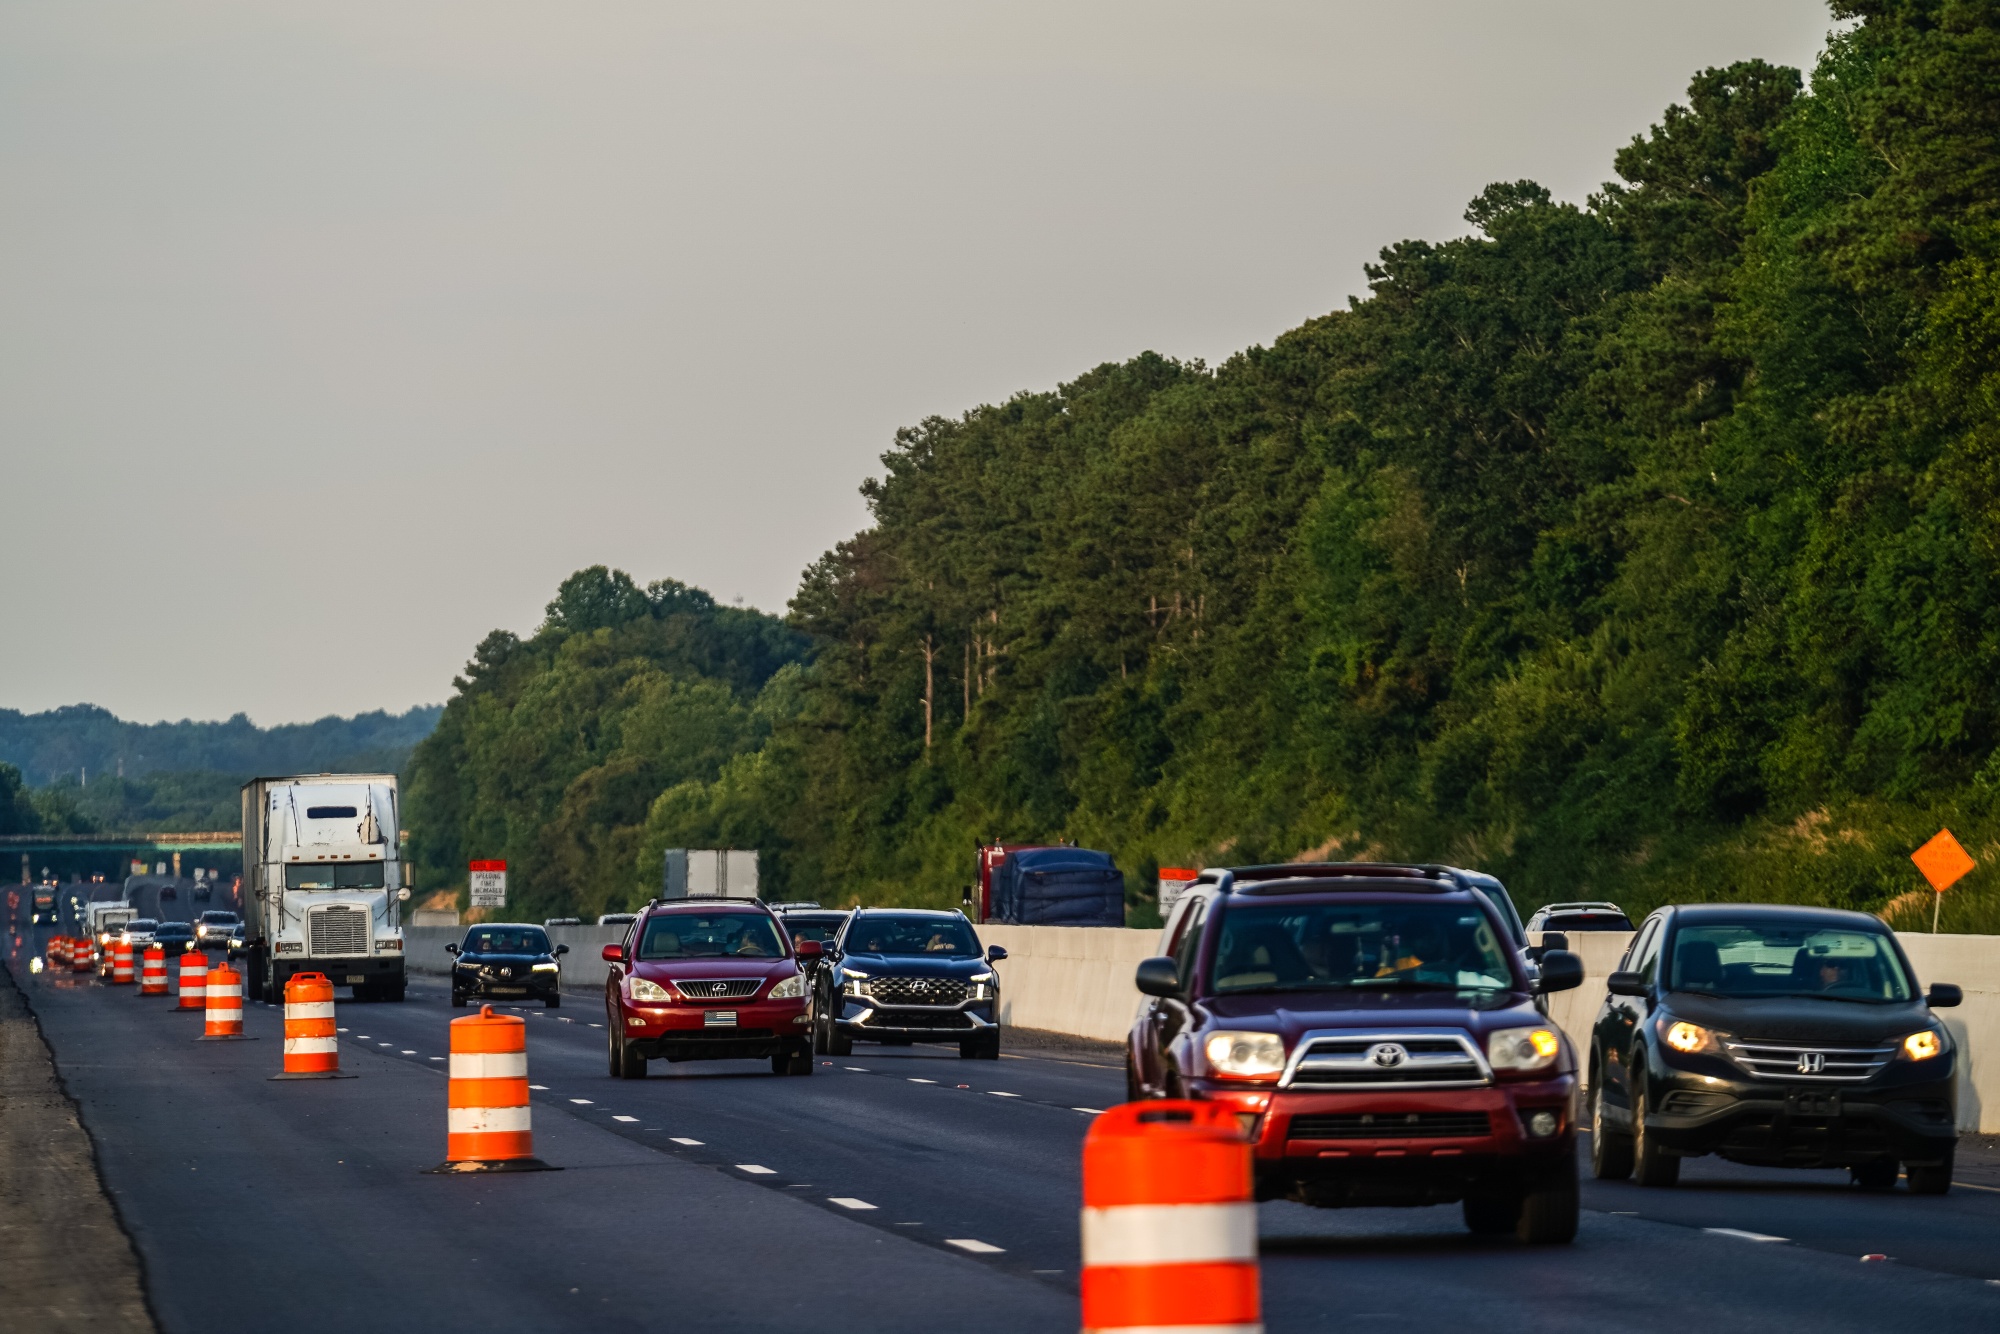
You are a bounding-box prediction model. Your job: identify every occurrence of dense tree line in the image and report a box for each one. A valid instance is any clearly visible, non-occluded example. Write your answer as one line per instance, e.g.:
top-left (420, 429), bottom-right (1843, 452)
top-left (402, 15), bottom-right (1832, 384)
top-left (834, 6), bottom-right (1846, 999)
top-left (413, 2), bottom-right (2000, 930)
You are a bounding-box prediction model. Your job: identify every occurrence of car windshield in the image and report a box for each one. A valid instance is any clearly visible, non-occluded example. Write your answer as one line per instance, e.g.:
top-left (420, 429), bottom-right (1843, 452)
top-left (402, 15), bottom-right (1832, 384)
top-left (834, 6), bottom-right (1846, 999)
top-left (154, 923), bottom-right (193, 939)
top-left (464, 928), bottom-right (551, 955)
top-left (286, 862), bottom-right (386, 890)
top-left (128, 920), bottom-right (158, 932)
top-left (1669, 923), bottom-right (1912, 1002)
top-left (782, 917), bottom-right (845, 945)
top-left (846, 915), bottom-right (980, 957)
top-left (201, 912), bottom-right (238, 924)
top-left (1210, 901), bottom-right (1516, 994)
top-left (639, 914), bottom-right (785, 960)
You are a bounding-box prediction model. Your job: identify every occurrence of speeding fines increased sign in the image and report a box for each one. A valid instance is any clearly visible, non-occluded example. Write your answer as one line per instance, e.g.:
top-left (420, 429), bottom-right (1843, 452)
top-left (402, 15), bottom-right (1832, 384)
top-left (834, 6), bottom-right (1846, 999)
top-left (469, 860), bottom-right (507, 908)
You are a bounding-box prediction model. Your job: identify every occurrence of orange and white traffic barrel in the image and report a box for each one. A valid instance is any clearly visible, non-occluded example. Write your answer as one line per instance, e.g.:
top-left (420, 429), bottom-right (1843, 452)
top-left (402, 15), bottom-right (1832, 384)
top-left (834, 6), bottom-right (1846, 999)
top-left (50, 936), bottom-right (69, 967)
top-left (139, 944), bottom-right (169, 995)
top-left (178, 953), bottom-right (209, 1010)
top-left (198, 963), bottom-right (248, 1039)
top-left (271, 972), bottom-right (350, 1079)
top-left (426, 1005), bottom-right (553, 1173)
top-left (71, 937), bottom-right (94, 973)
top-left (1081, 1101), bottom-right (1260, 1334)
top-left (110, 940), bottom-right (135, 985)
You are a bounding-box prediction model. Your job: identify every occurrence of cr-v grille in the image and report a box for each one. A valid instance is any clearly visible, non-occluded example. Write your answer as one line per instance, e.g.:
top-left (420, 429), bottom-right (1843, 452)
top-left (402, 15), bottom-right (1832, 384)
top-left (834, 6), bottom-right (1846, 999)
top-left (866, 977), bottom-right (968, 1006)
top-left (1288, 1112), bottom-right (1492, 1140)
top-left (674, 978), bottom-right (763, 1001)
top-left (1721, 1039), bottom-right (1895, 1082)
top-left (308, 906), bottom-right (369, 956)
top-left (1284, 1033), bottom-right (1489, 1088)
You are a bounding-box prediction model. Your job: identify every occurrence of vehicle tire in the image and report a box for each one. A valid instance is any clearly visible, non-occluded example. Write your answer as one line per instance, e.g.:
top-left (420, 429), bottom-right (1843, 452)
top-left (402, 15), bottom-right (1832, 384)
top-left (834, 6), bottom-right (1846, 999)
top-left (1517, 1157), bottom-right (1580, 1244)
top-left (825, 1021), bottom-right (852, 1057)
top-left (771, 1051), bottom-right (790, 1076)
top-left (1462, 1189), bottom-right (1520, 1235)
top-left (1126, 1058), bottom-right (1145, 1103)
top-left (977, 1033), bottom-right (1000, 1060)
top-left (451, 990), bottom-right (468, 1009)
top-left (1908, 1146), bottom-right (1954, 1195)
top-left (1851, 1159), bottom-right (1900, 1191)
top-left (1589, 1079), bottom-right (1634, 1180)
top-left (618, 1031), bottom-right (647, 1080)
top-left (1630, 1076), bottom-right (1680, 1187)
top-left (777, 1044), bottom-right (813, 1076)
top-left (388, 983), bottom-right (407, 1003)
top-left (544, 992), bottom-right (560, 1009)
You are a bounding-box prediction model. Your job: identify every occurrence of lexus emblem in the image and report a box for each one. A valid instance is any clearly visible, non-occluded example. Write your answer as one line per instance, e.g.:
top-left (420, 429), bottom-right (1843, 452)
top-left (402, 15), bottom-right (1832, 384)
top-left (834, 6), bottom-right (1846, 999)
top-left (1797, 1051), bottom-right (1826, 1075)
top-left (1367, 1042), bottom-right (1409, 1069)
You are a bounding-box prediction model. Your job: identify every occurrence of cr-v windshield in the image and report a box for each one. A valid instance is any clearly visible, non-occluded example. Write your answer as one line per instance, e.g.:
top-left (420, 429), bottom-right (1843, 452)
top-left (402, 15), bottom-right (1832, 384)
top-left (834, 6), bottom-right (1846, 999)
top-left (1668, 923), bottom-right (1912, 1002)
top-left (1210, 901), bottom-right (1515, 994)
top-left (845, 915), bottom-right (980, 957)
top-left (285, 862), bottom-right (386, 890)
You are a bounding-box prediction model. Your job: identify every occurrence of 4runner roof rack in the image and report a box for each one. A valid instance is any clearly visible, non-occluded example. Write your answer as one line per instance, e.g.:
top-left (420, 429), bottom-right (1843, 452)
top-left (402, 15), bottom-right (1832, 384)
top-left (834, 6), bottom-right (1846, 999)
top-left (1217, 863), bottom-right (1460, 896)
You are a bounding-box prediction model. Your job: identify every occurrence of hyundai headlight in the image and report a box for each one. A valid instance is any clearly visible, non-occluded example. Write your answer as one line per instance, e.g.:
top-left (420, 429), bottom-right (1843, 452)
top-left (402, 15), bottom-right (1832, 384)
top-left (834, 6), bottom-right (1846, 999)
top-left (768, 972), bottom-right (805, 1000)
top-left (841, 969), bottom-right (869, 996)
top-left (1659, 1019), bottom-right (1719, 1056)
top-left (1489, 1025), bottom-right (1562, 1072)
top-left (1901, 1028), bottom-right (1945, 1061)
top-left (627, 976), bottom-right (673, 1003)
top-left (1204, 1030), bottom-right (1287, 1078)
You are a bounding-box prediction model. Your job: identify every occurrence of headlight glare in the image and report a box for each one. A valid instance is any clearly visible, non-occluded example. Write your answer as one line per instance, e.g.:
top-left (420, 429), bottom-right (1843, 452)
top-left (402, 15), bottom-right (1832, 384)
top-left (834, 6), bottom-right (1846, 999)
top-left (1489, 1026), bottom-right (1562, 1072)
top-left (1902, 1029), bottom-right (1943, 1061)
top-left (1663, 1020), bottom-right (1718, 1054)
top-left (1203, 1030), bottom-right (1286, 1078)
top-left (627, 976), bottom-right (672, 1003)
top-left (768, 972), bottom-right (805, 999)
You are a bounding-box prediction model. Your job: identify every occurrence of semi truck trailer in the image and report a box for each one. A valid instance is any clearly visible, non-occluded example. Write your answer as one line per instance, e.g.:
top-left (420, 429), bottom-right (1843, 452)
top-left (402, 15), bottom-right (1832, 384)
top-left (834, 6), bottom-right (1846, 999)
top-left (241, 775), bottom-right (410, 1002)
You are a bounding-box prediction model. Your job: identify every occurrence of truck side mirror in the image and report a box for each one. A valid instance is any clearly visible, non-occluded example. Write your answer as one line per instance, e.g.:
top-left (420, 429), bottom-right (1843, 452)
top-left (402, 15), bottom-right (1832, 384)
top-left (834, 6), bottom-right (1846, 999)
top-left (1928, 982), bottom-right (1963, 1008)
top-left (397, 888), bottom-right (412, 902)
top-left (1135, 956), bottom-right (1182, 999)
top-left (986, 945), bottom-right (1008, 963)
top-left (1536, 949), bottom-right (1584, 994)
top-left (1606, 970), bottom-right (1647, 997)
top-left (601, 943), bottom-right (626, 964)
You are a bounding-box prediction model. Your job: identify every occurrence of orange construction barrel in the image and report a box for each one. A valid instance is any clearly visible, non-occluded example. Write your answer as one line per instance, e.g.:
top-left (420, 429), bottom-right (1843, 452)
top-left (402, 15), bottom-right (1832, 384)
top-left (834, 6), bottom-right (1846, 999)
top-left (110, 939), bottom-right (135, 985)
top-left (139, 944), bottom-right (169, 995)
top-left (197, 963), bottom-right (251, 1040)
top-left (177, 953), bottom-right (209, 1010)
top-left (425, 1006), bottom-right (554, 1174)
top-left (271, 972), bottom-right (351, 1079)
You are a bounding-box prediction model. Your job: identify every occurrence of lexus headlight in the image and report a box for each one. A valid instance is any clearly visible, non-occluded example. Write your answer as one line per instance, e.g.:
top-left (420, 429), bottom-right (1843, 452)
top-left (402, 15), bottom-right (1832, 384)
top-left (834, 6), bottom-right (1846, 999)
top-left (1659, 1019), bottom-right (1719, 1056)
top-left (627, 976), bottom-right (673, 1003)
top-left (1901, 1028), bottom-right (1944, 1061)
top-left (768, 972), bottom-right (805, 1000)
top-left (1489, 1025), bottom-right (1562, 1072)
top-left (1204, 1030), bottom-right (1286, 1078)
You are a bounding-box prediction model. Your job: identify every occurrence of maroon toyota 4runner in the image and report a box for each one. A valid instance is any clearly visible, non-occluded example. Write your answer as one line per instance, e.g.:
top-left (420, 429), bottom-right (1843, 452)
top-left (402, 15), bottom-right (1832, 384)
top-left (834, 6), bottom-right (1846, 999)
top-left (1127, 864), bottom-right (1586, 1242)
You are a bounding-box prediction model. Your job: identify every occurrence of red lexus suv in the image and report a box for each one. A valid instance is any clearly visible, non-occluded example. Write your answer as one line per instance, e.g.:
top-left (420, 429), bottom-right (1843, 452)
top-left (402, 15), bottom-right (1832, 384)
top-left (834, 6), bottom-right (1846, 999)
top-left (1127, 864), bottom-right (1587, 1242)
top-left (602, 898), bottom-right (819, 1078)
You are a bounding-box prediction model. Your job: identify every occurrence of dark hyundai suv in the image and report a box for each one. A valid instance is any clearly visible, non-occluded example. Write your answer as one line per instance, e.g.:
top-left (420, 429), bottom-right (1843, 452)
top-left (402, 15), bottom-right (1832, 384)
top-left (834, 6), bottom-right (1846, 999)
top-left (448, 924), bottom-right (569, 1008)
top-left (815, 909), bottom-right (1006, 1059)
top-left (1127, 864), bottom-right (1586, 1242)
top-left (1590, 903), bottom-right (1962, 1192)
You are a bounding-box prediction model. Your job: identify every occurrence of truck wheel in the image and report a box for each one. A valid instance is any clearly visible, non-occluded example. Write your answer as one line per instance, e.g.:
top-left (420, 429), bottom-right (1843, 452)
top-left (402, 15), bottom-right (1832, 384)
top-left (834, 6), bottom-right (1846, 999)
top-left (1907, 1146), bottom-right (1954, 1195)
top-left (1630, 1076), bottom-right (1680, 1187)
top-left (1589, 1082), bottom-right (1634, 1180)
top-left (1462, 1189), bottom-right (1521, 1235)
top-left (1516, 1158), bottom-right (1580, 1243)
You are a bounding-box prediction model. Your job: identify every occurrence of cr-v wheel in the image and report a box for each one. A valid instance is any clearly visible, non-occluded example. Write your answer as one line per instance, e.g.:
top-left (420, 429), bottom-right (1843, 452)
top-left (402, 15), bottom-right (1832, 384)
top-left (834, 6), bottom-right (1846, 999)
top-left (1590, 1076), bottom-right (1634, 1180)
top-left (1630, 1075), bottom-right (1680, 1187)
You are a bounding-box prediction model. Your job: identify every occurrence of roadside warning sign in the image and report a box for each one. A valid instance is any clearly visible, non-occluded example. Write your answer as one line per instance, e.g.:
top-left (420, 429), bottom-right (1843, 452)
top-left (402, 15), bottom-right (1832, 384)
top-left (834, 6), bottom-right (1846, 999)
top-left (469, 859), bottom-right (507, 908)
top-left (1912, 829), bottom-right (1975, 894)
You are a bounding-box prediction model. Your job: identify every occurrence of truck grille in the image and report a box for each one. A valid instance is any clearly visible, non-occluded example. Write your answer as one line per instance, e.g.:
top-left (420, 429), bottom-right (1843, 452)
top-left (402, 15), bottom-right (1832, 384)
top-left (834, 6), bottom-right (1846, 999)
top-left (1285, 1033), bottom-right (1489, 1088)
top-left (674, 978), bottom-right (763, 1001)
top-left (1721, 1039), bottom-right (1895, 1083)
top-left (1288, 1112), bottom-right (1492, 1141)
top-left (866, 977), bottom-right (968, 1006)
top-left (307, 906), bottom-right (370, 957)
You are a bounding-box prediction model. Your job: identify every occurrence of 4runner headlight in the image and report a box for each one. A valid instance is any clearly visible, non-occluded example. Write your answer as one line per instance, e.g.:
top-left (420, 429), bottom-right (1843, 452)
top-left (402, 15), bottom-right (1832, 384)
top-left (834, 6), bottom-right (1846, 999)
top-left (627, 977), bottom-right (673, 1003)
top-left (1659, 1019), bottom-right (1719, 1055)
top-left (1901, 1029), bottom-right (1944, 1061)
top-left (1204, 1031), bottom-right (1287, 1078)
top-left (768, 972), bottom-right (805, 1000)
top-left (1489, 1025), bottom-right (1562, 1072)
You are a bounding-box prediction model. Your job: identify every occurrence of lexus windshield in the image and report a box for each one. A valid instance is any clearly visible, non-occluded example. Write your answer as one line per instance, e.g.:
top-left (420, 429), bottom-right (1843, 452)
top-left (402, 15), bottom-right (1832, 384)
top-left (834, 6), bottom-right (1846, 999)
top-left (1210, 901), bottom-right (1516, 995)
top-left (1668, 923), bottom-right (1912, 1002)
top-left (639, 914), bottom-right (785, 960)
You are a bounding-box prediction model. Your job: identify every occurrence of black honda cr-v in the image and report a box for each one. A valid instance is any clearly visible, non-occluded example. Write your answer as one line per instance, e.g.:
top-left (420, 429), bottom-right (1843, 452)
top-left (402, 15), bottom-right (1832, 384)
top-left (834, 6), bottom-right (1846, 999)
top-left (814, 909), bottom-right (1006, 1059)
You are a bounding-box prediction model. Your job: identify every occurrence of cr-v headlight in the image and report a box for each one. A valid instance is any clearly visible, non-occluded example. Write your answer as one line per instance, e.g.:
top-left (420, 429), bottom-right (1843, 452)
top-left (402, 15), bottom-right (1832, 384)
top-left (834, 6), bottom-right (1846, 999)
top-left (1659, 1019), bottom-right (1720, 1055)
top-left (627, 976), bottom-right (672, 1003)
top-left (1204, 1031), bottom-right (1286, 1078)
top-left (1489, 1026), bottom-right (1562, 1072)
top-left (768, 972), bottom-right (805, 1000)
top-left (1901, 1028), bottom-right (1945, 1061)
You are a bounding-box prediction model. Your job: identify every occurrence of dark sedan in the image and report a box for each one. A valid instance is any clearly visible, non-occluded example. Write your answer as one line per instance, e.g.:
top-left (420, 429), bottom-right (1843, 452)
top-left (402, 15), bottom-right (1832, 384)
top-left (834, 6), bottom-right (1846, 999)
top-left (1590, 903), bottom-right (1962, 1192)
top-left (448, 924), bottom-right (569, 1008)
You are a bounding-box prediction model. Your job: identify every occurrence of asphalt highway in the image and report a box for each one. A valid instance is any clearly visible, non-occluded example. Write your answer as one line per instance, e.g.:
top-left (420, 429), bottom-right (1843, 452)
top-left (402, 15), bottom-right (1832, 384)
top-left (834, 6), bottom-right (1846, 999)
top-left (9, 922), bottom-right (2000, 1332)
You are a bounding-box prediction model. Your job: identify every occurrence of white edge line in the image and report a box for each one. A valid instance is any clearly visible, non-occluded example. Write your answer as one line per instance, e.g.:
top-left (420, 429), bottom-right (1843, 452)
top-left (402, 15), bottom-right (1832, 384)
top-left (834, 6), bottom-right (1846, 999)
top-left (1705, 1227), bottom-right (1788, 1243)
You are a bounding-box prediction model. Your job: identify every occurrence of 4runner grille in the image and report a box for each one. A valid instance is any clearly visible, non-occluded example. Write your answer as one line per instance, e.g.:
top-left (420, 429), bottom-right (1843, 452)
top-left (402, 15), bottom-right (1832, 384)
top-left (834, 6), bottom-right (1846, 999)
top-left (866, 977), bottom-right (968, 1007)
top-left (1284, 1033), bottom-right (1489, 1088)
top-left (307, 906), bottom-right (369, 957)
top-left (1288, 1111), bottom-right (1492, 1141)
top-left (675, 978), bottom-right (763, 1001)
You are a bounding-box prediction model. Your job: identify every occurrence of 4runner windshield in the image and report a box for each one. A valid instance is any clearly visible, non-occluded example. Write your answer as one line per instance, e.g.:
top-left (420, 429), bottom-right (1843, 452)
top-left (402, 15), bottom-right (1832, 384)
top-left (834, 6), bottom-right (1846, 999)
top-left (845, 915), bottom-right (980, 957)
top-left (639, 914), bottom-right (784, 960)
top-left (1669, 923), bottom-right (1912, 1002)
top-left (1210, 901), bottom-right (1515, 995)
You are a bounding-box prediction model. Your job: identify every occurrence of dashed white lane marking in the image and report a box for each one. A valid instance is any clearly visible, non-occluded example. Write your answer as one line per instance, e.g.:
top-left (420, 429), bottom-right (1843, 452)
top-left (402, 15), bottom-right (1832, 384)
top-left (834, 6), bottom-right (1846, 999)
top-left (946, 1238), bottom-right (1004, 1254)
top-left (613, 1115), bottom-right (639, 1123)
top-left (356, 1035), bottom-right (370, 1039)
top-left (736, 1164), bottom-right (776, 1175)
top-left (670, 1137), bottom-right (703, 1146)
top-left (570, 1098), bottom-right (594, 1105)
top-left (845, 1067), bottom-right (867, 1072)
top-left (589, 1023), bottom-right (602, 1028)
top-left (429, 1057), bottom-right (445, 1061)
top-left (529, 1084), bottom-right (549, 1090)
top-left (908, 1078), bottom-right (936, 1085)
top-left (1073, 1107), bottom-right (1106, 1114)
top-left (987, 1091), bottom-right (1019, 1098)
top-left (828, 1197), bottom-right (877, 1210)
top-left (1706, 1228), bottom-right (1787, 1243)
top-left (336, 1027), bottom-right (349, 1032)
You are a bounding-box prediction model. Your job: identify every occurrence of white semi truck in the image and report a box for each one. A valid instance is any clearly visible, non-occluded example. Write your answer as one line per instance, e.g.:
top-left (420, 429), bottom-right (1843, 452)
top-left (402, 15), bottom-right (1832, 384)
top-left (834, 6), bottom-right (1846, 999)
top-left (241, 775), bottom-right (410, 1002)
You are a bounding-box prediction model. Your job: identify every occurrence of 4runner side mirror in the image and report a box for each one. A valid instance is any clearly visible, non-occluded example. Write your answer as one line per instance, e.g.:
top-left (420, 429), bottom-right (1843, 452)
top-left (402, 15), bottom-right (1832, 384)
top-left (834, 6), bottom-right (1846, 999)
top-left (553, 943), bottom-right (569, 957)
top-left (796, 940), bottom-right (824, 960)
top-left (445, 943), bottom-right (460, 956)
top-left (1606, 970), bottom-right (1647, 997)
top-left (986, 945), bottom-right (1008, 963)
top-left (601, 943), bottom-right (626, 964)
top-left (1927, 982), bottom-right (1963, 1008)
top-left (1135, 956), bottom-right (1182, 999)
top-left (1536, 949), bottom-right (1584, 994)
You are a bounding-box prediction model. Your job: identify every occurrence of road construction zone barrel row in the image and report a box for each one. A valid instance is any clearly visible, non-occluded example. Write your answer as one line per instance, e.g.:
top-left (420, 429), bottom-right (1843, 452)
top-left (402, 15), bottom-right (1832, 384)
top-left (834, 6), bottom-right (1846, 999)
top-left (202, 963), bottom-right (244, 1037)
top-left (178, 952), bottom-right (208, 1008)
top-left (282, 973), bottom-right (340, 1074)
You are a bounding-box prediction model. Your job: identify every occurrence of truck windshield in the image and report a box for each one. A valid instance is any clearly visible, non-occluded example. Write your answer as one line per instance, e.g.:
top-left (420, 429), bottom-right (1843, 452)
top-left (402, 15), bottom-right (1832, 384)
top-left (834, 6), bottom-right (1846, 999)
top-left (1668, 923), bottom-right (1912, 1002)
top-left (1210, 901), bottom-right (1516, 994)
top-left (285, 863), bottom-right (386, 890)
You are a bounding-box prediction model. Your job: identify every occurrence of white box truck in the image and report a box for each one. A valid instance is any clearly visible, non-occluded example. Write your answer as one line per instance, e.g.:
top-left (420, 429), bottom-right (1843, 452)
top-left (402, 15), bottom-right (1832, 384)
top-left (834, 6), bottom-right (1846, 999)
top-left (661, 848), bottom-right (759, 899)
top-left (241, 775), bottom-right (410, 1002)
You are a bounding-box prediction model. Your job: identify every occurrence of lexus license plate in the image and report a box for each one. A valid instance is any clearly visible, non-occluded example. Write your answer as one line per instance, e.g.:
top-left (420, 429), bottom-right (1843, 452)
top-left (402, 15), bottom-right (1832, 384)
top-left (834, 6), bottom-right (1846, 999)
top-left (345, 975), bottom-right (365, 985)
top-left (705, 1010), bottom-right (737, 1027)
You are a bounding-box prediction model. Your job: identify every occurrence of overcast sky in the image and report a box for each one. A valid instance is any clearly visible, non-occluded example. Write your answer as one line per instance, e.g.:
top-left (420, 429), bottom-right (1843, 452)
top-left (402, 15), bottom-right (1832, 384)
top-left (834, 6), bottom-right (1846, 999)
top-left (1, 1), bottom-right (1835, 726)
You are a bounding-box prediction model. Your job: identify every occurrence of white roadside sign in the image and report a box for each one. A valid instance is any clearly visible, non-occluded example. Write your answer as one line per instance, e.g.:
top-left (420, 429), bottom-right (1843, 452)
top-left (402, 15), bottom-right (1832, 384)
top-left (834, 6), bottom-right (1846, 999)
top-left (469, 860), bottom-right (507, 908)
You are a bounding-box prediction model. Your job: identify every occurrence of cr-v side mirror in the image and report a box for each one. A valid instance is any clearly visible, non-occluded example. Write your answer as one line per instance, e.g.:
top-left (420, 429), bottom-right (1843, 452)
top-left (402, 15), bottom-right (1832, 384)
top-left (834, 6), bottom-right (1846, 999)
top-left (1928, 983), bottom-right (1963, 1008)
top-left (986, 945), bottom-right (1009, 963)
top-left (601, 943), bottom-right (626, 964)
top-left (1537, 949), bottom-right (1584, 993)
top-left (1606, 970), bottom-right (1647, 997)
top-left (1135, 956), bottom-right (1182, 999)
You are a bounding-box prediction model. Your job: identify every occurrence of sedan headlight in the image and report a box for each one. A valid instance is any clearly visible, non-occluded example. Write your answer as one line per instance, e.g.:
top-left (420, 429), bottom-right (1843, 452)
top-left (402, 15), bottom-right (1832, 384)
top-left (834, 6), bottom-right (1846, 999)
top-left (1204, 1030), bottom-right (1287, 1078)
top-left (531, 962), bottom-right (559, 972)
top-left (627, 976), bottom-right (673, 1003)
top-left (1901, 1028), bottom-right (1945, 1061)
top-left (769, 972), bottom-right (806, 1000)
top-left (1489, 1025), bottom-right (1562, 1072)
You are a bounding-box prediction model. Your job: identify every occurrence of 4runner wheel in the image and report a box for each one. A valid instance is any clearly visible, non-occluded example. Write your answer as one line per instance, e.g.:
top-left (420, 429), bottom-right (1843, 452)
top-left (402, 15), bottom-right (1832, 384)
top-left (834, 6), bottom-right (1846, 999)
top-left (1908, 1146), bottom-right (1954, 1195)
top-left (1851, 1159), bottom-right (1900, 1191)
top-left (1630, 1076), bottom-right (1680, 1187)
top-left (1462, 1190), bottom-right (1520, 1235)
top-left (1126, 1059), bottom-right (1145, 1102)
top-left (1589, 1079), bottom-right (1634, 1180)
top-left (1516, 1157), bottom-right (1580, 1243)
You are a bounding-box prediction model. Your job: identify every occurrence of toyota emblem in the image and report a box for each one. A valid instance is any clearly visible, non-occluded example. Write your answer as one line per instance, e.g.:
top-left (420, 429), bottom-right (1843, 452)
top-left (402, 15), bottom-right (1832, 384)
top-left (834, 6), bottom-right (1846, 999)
top-left (1367, 1042), bottom-right (1409, 1069)
top-left (1796, 1051), bottom-right (1826, 1075)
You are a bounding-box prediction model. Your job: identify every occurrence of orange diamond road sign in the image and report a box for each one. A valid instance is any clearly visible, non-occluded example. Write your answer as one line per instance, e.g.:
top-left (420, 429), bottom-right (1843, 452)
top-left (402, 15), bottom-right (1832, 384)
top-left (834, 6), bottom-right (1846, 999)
top-left (1912, 829), bottom-right (1976, 894)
